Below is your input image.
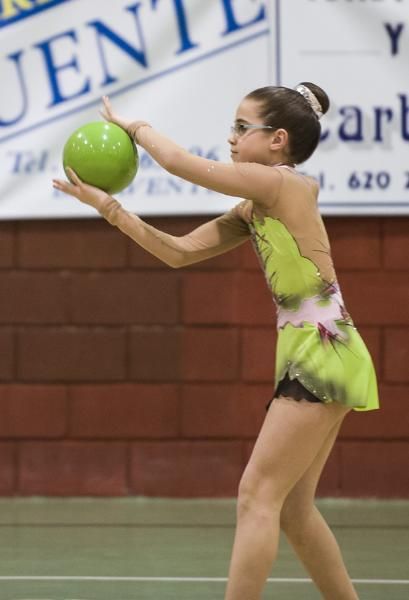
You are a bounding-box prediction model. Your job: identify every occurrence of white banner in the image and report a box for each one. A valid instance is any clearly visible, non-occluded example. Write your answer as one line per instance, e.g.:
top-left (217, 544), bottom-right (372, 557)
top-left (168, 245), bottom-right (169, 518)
top-left (2, 0), bottom-right (408, 218)
top-left (271, 0), bottom-right (409, 215)
top-left (0, 0), bottom-right (269, 219)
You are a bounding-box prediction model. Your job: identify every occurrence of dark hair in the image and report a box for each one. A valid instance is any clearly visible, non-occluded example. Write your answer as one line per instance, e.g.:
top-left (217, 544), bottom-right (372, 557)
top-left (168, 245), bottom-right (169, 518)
top-left (245, 82), bottom-right (330, 164)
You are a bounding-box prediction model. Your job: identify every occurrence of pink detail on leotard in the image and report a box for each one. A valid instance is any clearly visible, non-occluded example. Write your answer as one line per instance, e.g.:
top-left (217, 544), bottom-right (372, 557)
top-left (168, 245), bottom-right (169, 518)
top-left (276, 287), bottom-right (349, 340)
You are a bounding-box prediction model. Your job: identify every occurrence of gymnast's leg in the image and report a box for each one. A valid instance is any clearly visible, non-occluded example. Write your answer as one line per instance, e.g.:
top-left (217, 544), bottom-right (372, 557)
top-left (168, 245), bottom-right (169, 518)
top-left (280, 419), bottom-right (359, 599)
top-left (224, 396), bottom-right (350, 600)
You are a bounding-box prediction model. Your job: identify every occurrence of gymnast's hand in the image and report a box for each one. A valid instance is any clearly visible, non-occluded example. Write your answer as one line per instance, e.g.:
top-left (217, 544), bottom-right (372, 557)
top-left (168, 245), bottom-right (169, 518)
top-left (52, 168), bottom-right (111, 213)
top-left (99, 96), bottom-right (133, 131)
top-left (232, 199), bottom-right (254, 224)
top-left (100, 96), bottom-right (150, 142)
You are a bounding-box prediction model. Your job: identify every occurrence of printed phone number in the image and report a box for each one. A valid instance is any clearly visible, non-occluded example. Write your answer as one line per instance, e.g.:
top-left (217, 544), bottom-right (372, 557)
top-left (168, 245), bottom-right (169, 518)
top-left (347, 171), bottom-right (409, 190)
top-left (313, 171), bottom-right (409, 191)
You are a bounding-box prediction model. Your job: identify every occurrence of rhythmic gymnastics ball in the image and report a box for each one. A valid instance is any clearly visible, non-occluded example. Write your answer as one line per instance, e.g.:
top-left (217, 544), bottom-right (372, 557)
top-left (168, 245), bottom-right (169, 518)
top-left (63, 122), bottom-right (138, 194)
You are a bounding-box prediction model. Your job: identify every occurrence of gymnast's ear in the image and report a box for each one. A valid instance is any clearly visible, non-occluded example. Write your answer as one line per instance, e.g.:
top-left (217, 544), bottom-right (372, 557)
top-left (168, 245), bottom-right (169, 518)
top-left (270, 128), bottom-right (288, 150)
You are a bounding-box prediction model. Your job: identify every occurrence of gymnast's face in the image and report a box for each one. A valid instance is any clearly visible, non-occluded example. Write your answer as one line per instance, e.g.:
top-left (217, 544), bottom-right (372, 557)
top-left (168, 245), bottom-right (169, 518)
top-left (228, 98), bottom-right (288, 166)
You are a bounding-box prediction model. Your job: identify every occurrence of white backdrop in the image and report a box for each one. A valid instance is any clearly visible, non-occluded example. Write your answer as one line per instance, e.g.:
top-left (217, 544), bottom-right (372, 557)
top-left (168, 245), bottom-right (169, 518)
top-left (0, 0), bottom-right (408, 219)
top-left (272, 0), bottom-right (409, 215)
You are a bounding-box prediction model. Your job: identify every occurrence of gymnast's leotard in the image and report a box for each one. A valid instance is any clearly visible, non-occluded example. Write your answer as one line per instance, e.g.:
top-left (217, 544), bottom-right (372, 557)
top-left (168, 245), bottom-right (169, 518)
top-left (100, 165), bottom-right (379, 411)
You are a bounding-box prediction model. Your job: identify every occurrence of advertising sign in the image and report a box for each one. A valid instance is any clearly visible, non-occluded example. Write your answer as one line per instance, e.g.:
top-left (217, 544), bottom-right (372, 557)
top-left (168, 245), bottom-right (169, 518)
top-left (271, 0), bottom-right (409, 214)
top-left (2, 0), bottom-right (407, 218)
top-left (0, 0), bottom-right (269, 218)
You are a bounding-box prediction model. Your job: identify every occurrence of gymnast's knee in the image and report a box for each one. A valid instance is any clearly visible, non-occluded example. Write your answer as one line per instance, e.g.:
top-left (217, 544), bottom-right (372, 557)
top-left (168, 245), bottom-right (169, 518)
top-left (236, 468), bottom-right (283, 521)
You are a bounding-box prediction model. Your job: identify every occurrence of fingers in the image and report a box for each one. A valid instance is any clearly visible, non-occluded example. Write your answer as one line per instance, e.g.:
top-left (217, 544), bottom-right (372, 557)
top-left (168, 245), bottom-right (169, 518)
top-left (243, 201), bottom-right (253, 223)
top-left (100, 95), bottom-right (112, 120)
top-left (52, 168), bottom-right (83, 197)
top-left (52, 178), bottom-right (78, 197)
top-left (234, 200), bottom-right (253, 224)
top-left (66, 167), bottom-right (82, 186)
top-left (102, 95), bottom-right (111, 110)
top-left (99, 96), bottom-right (131, 132)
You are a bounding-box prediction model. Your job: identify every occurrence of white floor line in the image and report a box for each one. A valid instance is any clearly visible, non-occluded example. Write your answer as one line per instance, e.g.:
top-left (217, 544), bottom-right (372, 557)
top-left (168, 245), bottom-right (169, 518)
top-left (0, 576), bottom-right (407, 585)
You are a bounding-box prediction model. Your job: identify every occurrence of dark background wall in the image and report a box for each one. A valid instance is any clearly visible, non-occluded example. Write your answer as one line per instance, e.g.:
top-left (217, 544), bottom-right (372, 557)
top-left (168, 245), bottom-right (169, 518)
top-left (0, 215), bottom-right (407, 498)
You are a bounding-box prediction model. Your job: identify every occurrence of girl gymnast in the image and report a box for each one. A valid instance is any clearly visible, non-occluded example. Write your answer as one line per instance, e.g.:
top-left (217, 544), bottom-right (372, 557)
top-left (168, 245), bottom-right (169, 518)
top-left (53, 83), bottom-right (379, 600)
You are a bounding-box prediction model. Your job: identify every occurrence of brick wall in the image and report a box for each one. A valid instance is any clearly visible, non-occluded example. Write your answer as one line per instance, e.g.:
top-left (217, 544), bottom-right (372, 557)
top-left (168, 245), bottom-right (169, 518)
top-left (0, 216), bottom-right (408, 498)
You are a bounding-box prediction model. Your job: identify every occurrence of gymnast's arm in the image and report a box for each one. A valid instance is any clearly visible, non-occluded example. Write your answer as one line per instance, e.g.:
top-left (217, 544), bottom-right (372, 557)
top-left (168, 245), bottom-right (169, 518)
top-left (100, 196), bottom-right (251, 268)
top-left (52, 170), bottom-right (252, 268)
top-left (100, 97), bottom-right (282, 210)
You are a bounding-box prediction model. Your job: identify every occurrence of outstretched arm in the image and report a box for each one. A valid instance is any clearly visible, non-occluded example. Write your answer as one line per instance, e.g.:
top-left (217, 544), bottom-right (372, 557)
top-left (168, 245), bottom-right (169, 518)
top-left (52, 170), bottom-right (252, 268)
top-left (100, 97), bottom-right (283, 209)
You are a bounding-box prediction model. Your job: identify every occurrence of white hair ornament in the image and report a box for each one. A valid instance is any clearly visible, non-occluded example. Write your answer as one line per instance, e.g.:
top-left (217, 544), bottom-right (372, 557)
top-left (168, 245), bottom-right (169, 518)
top-left (295, 84), bottom-right (323, 119)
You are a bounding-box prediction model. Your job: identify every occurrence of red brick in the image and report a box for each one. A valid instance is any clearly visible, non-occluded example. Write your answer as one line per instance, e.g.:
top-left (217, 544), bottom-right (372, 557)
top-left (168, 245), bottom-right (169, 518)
top-left (240, 242), bottom-right (260, 270)
top-left (128, 244), bottom-right (168, 269)
top-left (70, 273), bottom-right (179, 324)
top-left (0, 329), bottom-right (15, 380)
top-left (18, 442), bottom-right (127, 496)
top-left (129, 328), bottom-right (181, 381)
top-left (357, 327), bottom-right (381, 378)
top-left (243, 439), bottom-right (257, 463)
top-left (382, 218), bottom-right (409, 269)
top-left (340, 388), bottom-right (408, 440)
top-left (237, 273), bottom-right (276, 325)
top-left (0, 273), bottom-right (68, 324)
top-left (384, 328), bottom-right (409, 382)
top-left (325, 217), bottom-right (382, 269)
top-left (130, 441), bottom-right (244, 497)
top-left (241, 328), bottom-right (277, 382)
top-left (0, 385), bottom-right (66, 438)
top-left (0, 223), bottom-right (15, 268)
top-left (181, 384), bottom-right (269, 438)
top-left (18, 328), bottom-right (126, 381)
top-left (316, 442), bottom-right (341, 497)
top-left (69, 384), bottom-right (179, 438)
top-left (182, 328), bottom-right (239, 381)
top-left (0, 443), bottom-right (16, 494)
top-left (182, 272), bottom-right (239, 324)
top-left (340, 441), bottom-right (409, 497)
top-left (339, 273), bottom-right (409, 325)
top-left (18, 220), bottom-right (126, 269)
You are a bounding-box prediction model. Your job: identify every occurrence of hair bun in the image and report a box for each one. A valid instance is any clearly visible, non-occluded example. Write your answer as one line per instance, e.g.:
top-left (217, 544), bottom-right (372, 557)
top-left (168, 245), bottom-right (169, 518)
top-left (295, 82), bottom-right (330, 119)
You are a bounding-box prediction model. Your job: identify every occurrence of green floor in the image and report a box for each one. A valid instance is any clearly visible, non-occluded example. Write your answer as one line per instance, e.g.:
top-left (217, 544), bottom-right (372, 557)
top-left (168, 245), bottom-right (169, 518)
top-left (0, 498), bottom-right (407, 599)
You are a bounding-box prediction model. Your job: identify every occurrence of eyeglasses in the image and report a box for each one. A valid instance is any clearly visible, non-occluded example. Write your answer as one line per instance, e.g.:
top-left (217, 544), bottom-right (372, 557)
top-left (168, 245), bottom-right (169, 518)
top-left (230, 123), bottom-right (274, 137)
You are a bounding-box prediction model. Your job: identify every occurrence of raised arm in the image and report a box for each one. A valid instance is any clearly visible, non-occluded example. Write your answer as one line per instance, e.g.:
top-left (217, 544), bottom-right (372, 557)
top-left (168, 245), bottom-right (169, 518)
top-left (100, 97), bottom-right (283, 209)
top-left (130, 125), bottom-right (282, 207)
top-left (52, 170), bottom-right (251, 268)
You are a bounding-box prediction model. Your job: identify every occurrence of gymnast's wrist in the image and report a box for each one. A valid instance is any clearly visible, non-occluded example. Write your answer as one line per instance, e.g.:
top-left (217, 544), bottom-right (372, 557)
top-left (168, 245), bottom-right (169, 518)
top-left (127, 121), bottom-right (152, 144)
top-left (98, 195), bottom-right (122, 225)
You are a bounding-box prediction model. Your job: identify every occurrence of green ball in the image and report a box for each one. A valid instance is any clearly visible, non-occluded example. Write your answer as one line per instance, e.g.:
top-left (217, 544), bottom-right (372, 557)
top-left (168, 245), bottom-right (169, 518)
top-left (62, 121), bottom-right (138, 194)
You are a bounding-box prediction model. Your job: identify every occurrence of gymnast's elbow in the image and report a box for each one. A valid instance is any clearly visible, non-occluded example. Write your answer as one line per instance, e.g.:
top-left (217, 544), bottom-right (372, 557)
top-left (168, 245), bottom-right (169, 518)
top-left (163, 254), bottom-right (190, 269)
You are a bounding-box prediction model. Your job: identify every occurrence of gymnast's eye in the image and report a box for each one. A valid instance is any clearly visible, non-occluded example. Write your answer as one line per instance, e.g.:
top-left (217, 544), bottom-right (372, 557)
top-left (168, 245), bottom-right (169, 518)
top-left (231, 123), bottom-right (248, 137)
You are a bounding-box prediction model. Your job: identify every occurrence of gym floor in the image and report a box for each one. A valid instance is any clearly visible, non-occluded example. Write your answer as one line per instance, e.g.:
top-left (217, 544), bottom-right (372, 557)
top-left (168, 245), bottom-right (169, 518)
top-left (0, 497), bottom-right (407, 600)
